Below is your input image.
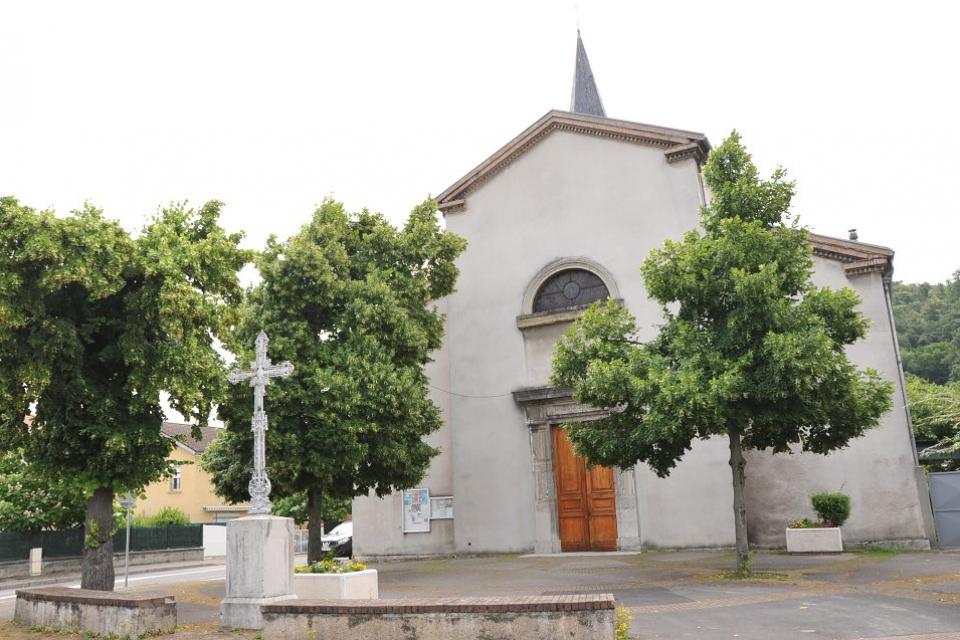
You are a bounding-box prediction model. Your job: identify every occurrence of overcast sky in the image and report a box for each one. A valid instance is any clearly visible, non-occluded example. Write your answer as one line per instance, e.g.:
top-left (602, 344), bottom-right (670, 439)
top-left (2, 1), bottom-right (957, 284)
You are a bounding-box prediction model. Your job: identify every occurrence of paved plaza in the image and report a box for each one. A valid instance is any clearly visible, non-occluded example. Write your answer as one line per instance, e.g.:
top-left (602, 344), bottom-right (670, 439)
top-left (4, 549), bottom-right (960, 639)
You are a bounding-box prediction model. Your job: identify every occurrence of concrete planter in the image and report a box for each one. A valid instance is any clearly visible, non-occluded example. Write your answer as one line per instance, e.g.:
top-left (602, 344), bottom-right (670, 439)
top-left (292, 569), bottom-right (378, 599)
top-left (785, 527), bottom-right (843, 553)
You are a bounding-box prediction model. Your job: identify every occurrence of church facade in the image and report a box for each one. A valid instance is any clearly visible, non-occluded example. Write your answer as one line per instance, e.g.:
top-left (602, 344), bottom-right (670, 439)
top-left (353, 36), bottom-right (934, 556)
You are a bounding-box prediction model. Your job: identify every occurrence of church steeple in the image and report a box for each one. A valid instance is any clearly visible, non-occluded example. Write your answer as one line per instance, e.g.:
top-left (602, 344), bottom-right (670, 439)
top-left (570, 30), bottom-right (605, 117)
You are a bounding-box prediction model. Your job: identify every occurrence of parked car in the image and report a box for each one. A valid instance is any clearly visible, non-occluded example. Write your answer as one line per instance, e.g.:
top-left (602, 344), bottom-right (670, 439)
top-left (321, 521), bottom-right (353, 557)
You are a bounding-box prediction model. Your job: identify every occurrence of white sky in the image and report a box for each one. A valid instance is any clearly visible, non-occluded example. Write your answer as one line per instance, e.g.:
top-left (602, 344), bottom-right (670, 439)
top-left (2, 0), bottom-right (957, 284)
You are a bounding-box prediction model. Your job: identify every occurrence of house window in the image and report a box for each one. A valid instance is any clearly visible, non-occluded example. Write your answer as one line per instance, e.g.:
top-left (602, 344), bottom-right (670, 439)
top-left (170, 466), bottom-right (182, 492)
top-left (532, 269), bottom-right (610, 313)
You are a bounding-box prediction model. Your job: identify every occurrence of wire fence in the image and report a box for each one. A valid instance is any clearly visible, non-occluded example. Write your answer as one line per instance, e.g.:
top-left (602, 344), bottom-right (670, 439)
top-left (0, 524), bottom-right (204, 563)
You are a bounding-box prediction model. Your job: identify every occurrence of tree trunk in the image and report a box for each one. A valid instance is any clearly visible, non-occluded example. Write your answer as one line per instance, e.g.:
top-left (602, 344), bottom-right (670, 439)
top-left (307, 486), bottom-right (324, 564)
top-left (728, 426), bottom-right (750, 574)
top-left (81, 487), bottom-right (115, 591)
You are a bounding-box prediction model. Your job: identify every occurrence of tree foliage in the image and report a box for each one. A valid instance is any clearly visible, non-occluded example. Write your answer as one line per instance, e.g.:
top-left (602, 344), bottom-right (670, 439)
top-left (0, 449), bottom-right (89, 532)
top-left (0, 196), bottom-right (249, 588)
top-left (551, 132), bottom-right (893, 572)
top-left (272, 491), bottom-right (351, 528)
top-left (203, 198), bottom-right (465, 561)
top-left (906, 374), bottom-right (960, 469)
top-left (892, 274), bottom-right (960, 385)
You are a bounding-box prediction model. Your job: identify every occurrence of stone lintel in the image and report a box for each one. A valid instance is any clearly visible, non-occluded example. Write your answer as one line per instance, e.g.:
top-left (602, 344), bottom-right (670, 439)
top-left (513, 386), bottom-right (608, 426)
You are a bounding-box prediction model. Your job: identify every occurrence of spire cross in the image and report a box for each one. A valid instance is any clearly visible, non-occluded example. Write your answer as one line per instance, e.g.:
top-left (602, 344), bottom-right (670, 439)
top-left (227, 331), bottom-right (294, 515)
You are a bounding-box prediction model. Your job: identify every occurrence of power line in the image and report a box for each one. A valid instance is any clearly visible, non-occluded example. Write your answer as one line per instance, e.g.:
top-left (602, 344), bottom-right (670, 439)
top-left (427, 383), bottom-right (513, 400)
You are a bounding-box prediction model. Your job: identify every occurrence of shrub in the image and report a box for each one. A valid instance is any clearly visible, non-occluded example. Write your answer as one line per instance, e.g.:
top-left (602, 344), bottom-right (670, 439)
top-left (811, 492), bottom-right (851, 527)
top-left (134, 506), bottom-right (190, 527)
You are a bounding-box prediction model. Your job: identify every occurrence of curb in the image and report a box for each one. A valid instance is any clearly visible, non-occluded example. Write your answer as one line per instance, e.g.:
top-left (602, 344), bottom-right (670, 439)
top-left (0, 562), bottom-right (221, 591)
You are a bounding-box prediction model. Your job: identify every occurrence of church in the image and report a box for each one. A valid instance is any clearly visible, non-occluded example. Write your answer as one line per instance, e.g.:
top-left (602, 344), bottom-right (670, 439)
top-left (353, 34), bottom-right (934, 555)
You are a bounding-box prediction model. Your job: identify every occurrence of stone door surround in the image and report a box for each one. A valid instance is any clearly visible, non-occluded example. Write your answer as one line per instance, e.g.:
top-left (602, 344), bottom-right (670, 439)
top-left (513, 386), bottom-right (641, 553)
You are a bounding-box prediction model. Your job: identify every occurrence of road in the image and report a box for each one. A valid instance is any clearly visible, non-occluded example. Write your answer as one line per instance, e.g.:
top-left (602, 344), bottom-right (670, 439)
top-left (0, 563), bottom-right (227, 619)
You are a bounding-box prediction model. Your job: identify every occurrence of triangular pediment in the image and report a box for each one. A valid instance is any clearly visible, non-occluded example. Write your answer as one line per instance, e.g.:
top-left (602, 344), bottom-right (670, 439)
top-left (435, 110), bottom-right (711, 212)
top-left (434, 111), bottom-right (893, 277)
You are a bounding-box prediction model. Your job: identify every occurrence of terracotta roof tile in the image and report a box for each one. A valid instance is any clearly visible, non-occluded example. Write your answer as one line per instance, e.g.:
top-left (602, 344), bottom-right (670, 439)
top-left (160, 422), bottom-right (222, 454)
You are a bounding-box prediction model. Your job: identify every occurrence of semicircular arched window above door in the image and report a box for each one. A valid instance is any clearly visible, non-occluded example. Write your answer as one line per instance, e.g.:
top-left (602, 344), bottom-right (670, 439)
top-left (532, 268), bottom-right (610, 313)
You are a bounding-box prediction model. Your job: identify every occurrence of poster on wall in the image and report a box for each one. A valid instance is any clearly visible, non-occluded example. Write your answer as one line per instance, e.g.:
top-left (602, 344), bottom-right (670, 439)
top-left (430, 496), bottom-right (454, 520)
top-left (402, 488), bottom-right (431, 533)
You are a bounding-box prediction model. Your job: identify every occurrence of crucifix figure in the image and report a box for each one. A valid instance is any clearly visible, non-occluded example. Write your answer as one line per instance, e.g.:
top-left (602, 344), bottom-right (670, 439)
top-left (227, 330), bottom-right (294, 515)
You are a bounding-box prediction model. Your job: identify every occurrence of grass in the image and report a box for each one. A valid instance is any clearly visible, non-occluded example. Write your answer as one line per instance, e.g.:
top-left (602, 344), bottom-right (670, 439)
top-left (718, 570), bottom-right (790, 581)
top-left (856, 545), bottom-right (909, 558)
top-left (615, 606), bottom-right (632, 640)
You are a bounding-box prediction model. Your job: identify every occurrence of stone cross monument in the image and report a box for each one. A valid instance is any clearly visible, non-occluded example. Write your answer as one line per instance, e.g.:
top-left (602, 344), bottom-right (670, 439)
top-left (226, 330), bottom-right (294, 515)
top-left (220, 331), bottom-right (297, 630)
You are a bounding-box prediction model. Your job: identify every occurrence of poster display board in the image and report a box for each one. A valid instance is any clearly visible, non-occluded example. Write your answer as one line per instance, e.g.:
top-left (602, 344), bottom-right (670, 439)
top-left (402, 488), bottom-right (431, 533)
top-left (430, 496), bottom-right (454, 520)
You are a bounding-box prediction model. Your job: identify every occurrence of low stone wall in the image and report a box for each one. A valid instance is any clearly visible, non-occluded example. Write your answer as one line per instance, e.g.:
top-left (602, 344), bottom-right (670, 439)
top-left (14, 586), bottom-right (176, 637)
top-left (0, 547), bottom-right (204, 580)
top-left (261, 594), bottom-right (615, 640)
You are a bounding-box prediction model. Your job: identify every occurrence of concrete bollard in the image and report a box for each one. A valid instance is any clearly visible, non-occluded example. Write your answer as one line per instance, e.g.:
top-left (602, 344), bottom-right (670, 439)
top-left (29, 548), bottom-right (42, 577)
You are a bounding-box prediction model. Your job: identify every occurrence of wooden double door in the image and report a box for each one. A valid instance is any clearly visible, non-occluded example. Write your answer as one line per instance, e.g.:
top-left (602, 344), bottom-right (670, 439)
top-left (552, 426), bottom-right (619, 552)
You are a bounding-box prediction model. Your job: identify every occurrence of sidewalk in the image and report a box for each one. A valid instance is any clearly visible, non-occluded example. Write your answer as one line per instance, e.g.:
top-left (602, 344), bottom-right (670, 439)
top-left (0, 557), bottom-right (225, 591)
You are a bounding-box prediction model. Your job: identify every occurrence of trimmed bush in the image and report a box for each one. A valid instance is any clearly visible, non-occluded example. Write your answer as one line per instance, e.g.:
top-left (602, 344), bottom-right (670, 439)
top-left (811, 492), bottom-right (851, 527)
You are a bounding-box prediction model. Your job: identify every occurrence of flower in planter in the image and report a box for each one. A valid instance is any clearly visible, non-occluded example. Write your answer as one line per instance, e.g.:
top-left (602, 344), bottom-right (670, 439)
top-left (789, 518), bottom-right (817, 529)
top-left (295, 559), bottom-right (368, 574)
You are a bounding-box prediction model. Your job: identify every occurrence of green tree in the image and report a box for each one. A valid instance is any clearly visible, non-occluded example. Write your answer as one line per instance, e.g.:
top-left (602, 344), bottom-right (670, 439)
top-left (0, 449), bottom-right (88, 532)
top-left (201, 431), bottom-right (351, 528)
top-left (203, 199), bottom-right (465, 562)
top-left (272, 491), bottom-right (351, 529)
top-left (551, 133), bottom-right (893, 573)
top-left (0, 197), bottom-right (249, 590)
top-left (892, 274), bottom-right (960, 384)
top-left (906, 374), bottom-right (960, 469)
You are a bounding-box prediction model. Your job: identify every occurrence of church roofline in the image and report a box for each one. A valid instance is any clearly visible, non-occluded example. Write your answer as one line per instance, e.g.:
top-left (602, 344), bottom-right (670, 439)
top-left (433, 111), bottom-right (893, 278)
top-left (808, 232), bottom-right (894, 276)
top-left (435, 110), bottom-right (711, 211)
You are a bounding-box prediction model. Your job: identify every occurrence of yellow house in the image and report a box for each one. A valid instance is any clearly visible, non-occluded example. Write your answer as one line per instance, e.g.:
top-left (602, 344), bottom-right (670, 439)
top-left (136, 423), bottom-right (249, 524)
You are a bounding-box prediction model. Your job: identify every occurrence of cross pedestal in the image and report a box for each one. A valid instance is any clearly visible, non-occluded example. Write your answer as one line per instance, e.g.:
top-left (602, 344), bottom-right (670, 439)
top-left (220, 515), bottom-right (295, 629)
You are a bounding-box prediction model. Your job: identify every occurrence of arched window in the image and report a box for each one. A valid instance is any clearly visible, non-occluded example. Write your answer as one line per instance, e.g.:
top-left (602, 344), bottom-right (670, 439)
top-left (532, 269), bottom-right (610, 313)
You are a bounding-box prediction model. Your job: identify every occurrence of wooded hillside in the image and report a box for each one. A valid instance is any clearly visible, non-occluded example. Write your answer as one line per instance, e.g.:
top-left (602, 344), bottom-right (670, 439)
top-left (893, 273), bottom-right (960, 385)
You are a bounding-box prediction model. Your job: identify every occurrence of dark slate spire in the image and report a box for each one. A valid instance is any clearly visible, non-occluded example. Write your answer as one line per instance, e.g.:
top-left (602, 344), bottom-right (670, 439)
top-left (570, 30), bottom-right (605, 117)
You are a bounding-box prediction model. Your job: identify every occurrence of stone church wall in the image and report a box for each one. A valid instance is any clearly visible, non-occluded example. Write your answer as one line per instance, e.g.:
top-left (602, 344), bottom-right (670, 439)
top-left (353, 123), bottom-right (930, 557)
top-left (744, 260), bottom-right (929, 547)
top-left (352, 304), bottom-right (456, 557)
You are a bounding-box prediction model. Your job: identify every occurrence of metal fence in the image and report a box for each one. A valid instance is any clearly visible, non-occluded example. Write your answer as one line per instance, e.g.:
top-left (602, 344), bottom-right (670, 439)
top-left (0, 524), bottom-right (204, 563)
top-left (294, 528), bottom-right (309, 554)
top-left (929, 471), bottom-right (960, 548)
